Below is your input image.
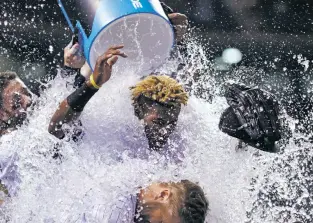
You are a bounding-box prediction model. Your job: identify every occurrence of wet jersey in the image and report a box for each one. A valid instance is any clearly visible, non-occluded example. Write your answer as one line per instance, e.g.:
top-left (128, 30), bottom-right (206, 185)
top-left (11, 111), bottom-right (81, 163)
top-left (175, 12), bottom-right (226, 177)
top-left (62, 194), bottom-right (137, 223)
top-left (0, 153), bottom-right (20, 197)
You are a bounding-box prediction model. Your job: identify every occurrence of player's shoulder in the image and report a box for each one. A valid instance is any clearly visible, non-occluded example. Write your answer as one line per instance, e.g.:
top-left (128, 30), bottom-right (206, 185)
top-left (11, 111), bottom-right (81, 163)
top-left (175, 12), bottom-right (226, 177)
top-left (81, 194), bottom-right (137, 223)
top-left (107, 194), bottom-right (137, 223)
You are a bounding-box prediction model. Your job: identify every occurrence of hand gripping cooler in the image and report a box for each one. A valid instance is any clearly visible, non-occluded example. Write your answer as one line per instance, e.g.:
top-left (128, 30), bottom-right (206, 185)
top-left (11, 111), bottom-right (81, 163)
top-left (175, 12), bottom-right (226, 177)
top-left (57, 0), bottom-right (175, 75)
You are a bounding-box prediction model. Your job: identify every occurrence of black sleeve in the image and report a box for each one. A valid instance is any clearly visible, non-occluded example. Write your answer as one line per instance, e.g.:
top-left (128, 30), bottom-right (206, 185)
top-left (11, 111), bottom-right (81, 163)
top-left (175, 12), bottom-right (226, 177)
top-left (61, 66), bottom-right (80, 77)
top-left (63, 66), bottom-right (86, 88)
top-left (73, 74), bottom-right (86, 88)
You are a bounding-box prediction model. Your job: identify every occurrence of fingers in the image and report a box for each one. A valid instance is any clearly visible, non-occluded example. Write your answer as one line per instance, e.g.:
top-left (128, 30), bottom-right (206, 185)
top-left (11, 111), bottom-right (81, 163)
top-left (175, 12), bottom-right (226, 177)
top-left (168, 13), bottom-right (187, 20)
top-left (69, 44), bottom-right (80, 56)
top-left (65, 57), bottom-right (80, 67)
top-left (168, 13), bottom-right (188, 42)
top-left (72, 55), bottom-right (79, 62)
top-left (65, 54), bottom-right (81, 64)
top-left (97, 45), bottom-right (127, 64)
top-left (97, 53), bottom-right (123, 66)
top-left (109, 44), bottom-right (124, 50)
top-left (174, 25), bottom-right (188, 37)
top-left (65, 43), bottom-right (80, 60)
top-left (168, 13), bottom-right (188, 26)
top-left (110, 49), bottom-right (128, 58)
top-left (64, 43), bottom-right (86, 68)
top-left (107, 45), bottom-right (127, 58)
top-left (107, 55), bottom-right (119, 67)
top-left (65, 41), bottom-right (73, 50)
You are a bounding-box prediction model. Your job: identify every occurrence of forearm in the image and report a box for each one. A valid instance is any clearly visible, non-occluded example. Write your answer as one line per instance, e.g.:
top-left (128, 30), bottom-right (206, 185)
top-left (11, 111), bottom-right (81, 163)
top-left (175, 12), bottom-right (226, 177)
top-left (48, 100), bottom-right (81, 139)
top-left (48, 82), bottom-right (98, 139)
top-left (48, 44), bottom-right (126, 139)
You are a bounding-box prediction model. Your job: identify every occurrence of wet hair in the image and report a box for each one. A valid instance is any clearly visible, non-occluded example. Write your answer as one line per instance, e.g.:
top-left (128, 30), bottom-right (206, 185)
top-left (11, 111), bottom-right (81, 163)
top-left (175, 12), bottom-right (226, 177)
top-left (0, 72), bottom-right (18, 107)
top-left (134, 180), bottom-right (209, 223)
top-left (130, 75), bottom-right (188, 107)
top-left (131, 75), bottom-right (187, 122)
top-left (178, 180), bottom-right (209, 223)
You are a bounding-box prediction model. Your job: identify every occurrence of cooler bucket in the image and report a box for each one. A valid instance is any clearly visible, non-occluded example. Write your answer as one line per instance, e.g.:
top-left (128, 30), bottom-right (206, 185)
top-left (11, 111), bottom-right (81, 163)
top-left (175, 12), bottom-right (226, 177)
top-left (57, 0), bottom-right (175, 75)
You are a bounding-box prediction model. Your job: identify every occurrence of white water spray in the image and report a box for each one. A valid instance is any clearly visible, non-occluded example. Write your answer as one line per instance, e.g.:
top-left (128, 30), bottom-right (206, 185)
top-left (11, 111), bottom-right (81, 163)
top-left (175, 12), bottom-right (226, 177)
top-left (0, 34), bottom-right (311, 223)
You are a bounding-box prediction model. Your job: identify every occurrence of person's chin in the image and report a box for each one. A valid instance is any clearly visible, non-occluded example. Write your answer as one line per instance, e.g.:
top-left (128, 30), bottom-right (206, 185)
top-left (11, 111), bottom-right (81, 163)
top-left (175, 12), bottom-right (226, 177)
top-left (145, 126), bottom-right (170, 150)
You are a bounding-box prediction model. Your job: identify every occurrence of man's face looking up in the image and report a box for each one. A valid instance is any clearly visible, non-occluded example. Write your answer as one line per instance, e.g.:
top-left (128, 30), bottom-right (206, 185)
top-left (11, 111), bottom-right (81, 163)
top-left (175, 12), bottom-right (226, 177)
top-left (0, 79), bottom-right (32, 130)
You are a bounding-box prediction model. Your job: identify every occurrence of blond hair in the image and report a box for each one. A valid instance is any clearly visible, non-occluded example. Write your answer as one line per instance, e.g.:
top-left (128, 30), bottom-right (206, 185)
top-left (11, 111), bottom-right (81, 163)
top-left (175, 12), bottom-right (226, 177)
top-left (130, 75), bottom-right (188, 106)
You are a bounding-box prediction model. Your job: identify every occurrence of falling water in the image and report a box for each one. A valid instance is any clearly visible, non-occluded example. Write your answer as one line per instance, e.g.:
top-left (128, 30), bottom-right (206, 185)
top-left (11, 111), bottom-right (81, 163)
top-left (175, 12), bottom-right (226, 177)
top-left (0, 14), bottom-right (313, 223)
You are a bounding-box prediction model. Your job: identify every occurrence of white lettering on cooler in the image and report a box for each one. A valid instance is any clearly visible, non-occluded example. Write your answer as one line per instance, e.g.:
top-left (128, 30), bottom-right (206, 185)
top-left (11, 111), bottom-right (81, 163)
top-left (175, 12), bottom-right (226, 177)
top-left (131, 0), bottom-right (143, 9)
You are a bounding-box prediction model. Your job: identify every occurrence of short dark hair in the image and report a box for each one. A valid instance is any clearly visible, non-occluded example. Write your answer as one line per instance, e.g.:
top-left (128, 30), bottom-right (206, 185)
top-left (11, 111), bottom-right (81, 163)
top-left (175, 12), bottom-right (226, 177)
top-left (134, 180), bottom-right (208, 223)
top-left (0, 71), bottom-right (17, 107)
top-left (179, 180), bottom-right (209, 223)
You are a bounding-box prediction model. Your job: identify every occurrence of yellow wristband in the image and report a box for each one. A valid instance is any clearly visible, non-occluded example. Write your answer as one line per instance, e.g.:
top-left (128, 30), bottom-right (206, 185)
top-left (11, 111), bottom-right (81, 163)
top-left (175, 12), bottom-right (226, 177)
top-left (89, 74), bottom-right (101, 89)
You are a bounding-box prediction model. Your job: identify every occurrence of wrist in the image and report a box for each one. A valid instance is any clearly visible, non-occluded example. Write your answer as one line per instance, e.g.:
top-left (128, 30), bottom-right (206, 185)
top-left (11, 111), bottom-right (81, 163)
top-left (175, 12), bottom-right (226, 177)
top-left (86, 80), bottom-right (100, 90)
top-left (89, 74), bottom-right (102, 89)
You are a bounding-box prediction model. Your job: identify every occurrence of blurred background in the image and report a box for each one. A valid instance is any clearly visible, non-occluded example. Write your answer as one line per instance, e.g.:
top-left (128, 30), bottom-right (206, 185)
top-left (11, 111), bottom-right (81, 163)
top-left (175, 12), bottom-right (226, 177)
top-left (0, 0), bottom-right (313, 125)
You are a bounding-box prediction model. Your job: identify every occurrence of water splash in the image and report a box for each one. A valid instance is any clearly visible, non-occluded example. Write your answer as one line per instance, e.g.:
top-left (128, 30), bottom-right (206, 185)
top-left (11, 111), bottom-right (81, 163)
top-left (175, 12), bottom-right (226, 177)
top-left (0, 33), bottom-right (311, 223)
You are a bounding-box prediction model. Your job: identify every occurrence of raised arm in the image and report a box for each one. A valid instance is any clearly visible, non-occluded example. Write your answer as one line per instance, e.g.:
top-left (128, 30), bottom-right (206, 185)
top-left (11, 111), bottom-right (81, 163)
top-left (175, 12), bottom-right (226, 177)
top-left (161, 2), bottom-right (189, 44)
top-left (168, 13), bottom-right (188, 44)
top-left (48, 45), bottom-right (127, 139)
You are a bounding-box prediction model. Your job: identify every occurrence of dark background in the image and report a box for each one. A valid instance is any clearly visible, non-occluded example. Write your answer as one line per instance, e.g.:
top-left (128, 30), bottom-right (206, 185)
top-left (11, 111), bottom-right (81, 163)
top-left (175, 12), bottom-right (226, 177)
top-left (1, 0), bottom-right (313, 122)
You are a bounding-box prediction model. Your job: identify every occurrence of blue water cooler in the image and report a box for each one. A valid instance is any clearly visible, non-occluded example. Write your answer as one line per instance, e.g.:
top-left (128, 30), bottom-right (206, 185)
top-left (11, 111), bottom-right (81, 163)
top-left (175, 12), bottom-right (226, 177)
top-left (57, 0), bottom-right (174, 75)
